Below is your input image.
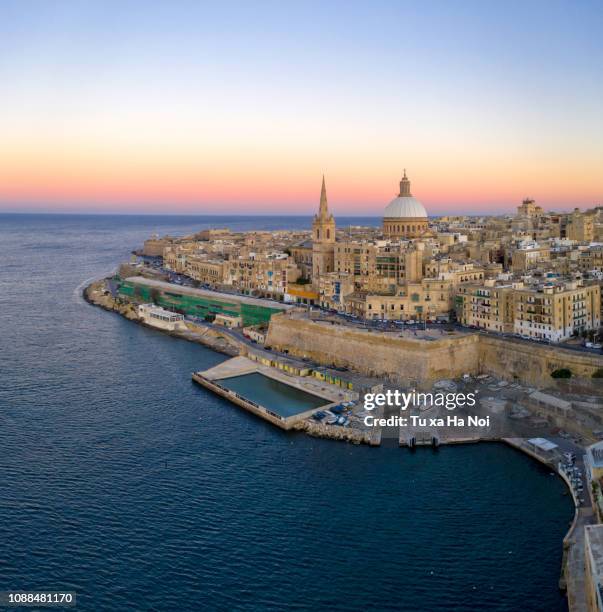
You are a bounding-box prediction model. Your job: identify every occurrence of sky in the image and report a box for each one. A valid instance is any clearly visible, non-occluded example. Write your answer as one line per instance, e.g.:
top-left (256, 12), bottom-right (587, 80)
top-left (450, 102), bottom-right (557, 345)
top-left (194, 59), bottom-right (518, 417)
top-left (0, 0), bottom-right (601, 215)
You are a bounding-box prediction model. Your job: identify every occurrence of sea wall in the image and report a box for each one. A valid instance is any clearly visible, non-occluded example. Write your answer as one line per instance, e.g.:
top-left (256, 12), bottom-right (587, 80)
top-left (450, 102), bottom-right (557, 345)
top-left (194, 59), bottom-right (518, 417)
top-left (266, 314), bottom-right (603, 388)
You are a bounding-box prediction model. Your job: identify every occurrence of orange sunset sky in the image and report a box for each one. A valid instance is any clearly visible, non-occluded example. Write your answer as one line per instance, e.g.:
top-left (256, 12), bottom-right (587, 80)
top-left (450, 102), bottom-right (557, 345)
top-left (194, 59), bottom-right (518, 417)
top-left (0, 1), bottom-right (601, 215)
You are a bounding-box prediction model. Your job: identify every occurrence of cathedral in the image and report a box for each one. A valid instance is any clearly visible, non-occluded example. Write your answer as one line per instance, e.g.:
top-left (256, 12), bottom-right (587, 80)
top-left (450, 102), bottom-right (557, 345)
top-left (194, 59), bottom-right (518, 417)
top-left (382, 170), bottom-right (429, 238)
top-left (305, 171), bottom-right (429, 287)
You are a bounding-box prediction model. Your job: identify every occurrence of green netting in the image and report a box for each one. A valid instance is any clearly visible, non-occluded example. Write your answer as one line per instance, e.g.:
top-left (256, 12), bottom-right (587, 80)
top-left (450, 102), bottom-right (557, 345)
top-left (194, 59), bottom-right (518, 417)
top-left (118, 281), bottom-right (280, 325)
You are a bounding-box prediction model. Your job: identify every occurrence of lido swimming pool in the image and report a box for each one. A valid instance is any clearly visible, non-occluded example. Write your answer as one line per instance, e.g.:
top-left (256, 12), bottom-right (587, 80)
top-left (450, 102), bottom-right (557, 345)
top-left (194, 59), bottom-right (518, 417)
top-left (217, 372), bottom-right (330, 417)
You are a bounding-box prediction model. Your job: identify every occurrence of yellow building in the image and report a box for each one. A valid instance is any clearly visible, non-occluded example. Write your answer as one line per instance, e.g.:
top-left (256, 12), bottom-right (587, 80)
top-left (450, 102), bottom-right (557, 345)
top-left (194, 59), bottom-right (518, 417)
top-left (456, 280), bottom-right (601, 342)
top-left (285, 283), bottom-right (319, 306)
top-left (456, 281), bottom-right (516, 333)
top-left (335, 240), bottom-right (377, 280)
top-left (511, 243), bottom-right (551, 272)
top-left (579, 245), bottom-right (603, 273)
top-left (318, 272), bottom-right (355, 309)
top-left (345, 278), bottom-right (453, 322)
top-left (226, 254), bottom-right (300, 297)
top-left (514, 282), bottom-right (600, 341)
top-left (186, 256), bottom-right (226, 285)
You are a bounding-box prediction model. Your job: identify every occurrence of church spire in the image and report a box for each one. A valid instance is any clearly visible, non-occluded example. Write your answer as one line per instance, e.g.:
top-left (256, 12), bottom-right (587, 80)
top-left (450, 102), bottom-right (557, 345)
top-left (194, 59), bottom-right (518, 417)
top-left (399, 169), bottom-right (412, 197)
top-left (312, 174), bottom-right (335, 246)
top-left (319, 174), bottom-right (329, 217)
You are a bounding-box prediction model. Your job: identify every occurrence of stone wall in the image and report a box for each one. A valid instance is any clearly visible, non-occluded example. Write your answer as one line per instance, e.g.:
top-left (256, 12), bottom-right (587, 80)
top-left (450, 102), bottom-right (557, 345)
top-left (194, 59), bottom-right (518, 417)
top-left (266, 314), bottom-right (603, 388)
top-left (478, 335), bottom-right (603, 388)
top-left (265, 315), bottom-right (480, 387)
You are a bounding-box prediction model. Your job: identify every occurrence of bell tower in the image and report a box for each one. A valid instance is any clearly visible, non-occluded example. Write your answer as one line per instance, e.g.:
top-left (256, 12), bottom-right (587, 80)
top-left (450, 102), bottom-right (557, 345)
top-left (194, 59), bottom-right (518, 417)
top-left (312, 175), bottom-right (336, 282)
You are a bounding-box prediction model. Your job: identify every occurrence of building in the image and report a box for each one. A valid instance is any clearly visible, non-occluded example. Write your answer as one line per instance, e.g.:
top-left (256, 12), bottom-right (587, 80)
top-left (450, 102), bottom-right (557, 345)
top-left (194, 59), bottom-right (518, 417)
top-left (382, 171), bottom-right (429, 239)
top-left (289, 240), bottom-right (313, 279)
top-left (138, 304), bottom-right (187, 331)
top-left (456, 281), bottom-right (516, 333)
top-left (312, 176), bottom-right (336, 282)
top-left (226, 252), bottom-right (300, 298)
top-left (578, 245), bottom-right (603, 274)
top-left (565, 208), bottom-right (596, 242)
top-left (142, 234), bottom-right (175, 257)
top-left (335, 240), bottom-right (377, 282)
top-left (344, 278), bottom-right (453, 321)
top-left (511, 242), bottom-right (551, 272)
top-left (456, 280), bottom-right (601, 342)
top-left (585, 525), bottom-right (603, 612)
top-left (186, 256), bottom-right (226, 286)
top-left (214, 313), bottom-right (242, 328)
top-left (585, 442), bottom-right (603, 483)
top-left (318, 272), bottom-right (355, 309)
top-left (119, 276), bottom-right (292, 326)
top-left (514, 282), bottom-right (600, 342)
top-left (516, 198), bottom-right (543, 218)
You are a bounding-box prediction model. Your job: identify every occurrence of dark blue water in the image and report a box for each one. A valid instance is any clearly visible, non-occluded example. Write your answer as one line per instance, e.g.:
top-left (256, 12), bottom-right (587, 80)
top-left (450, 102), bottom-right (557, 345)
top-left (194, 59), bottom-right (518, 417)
top-left (0, 214), bottom-right (572, 611)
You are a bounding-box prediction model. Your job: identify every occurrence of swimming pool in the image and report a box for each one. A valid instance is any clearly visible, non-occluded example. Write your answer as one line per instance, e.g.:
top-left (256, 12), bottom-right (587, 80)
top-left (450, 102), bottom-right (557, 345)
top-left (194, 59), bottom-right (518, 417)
top-left (217, 372), bottom-right (330, 417)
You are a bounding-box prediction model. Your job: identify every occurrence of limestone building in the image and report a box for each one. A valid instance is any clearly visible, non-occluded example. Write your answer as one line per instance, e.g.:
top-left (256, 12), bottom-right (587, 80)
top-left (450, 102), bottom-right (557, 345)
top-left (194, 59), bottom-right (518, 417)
top-left (565, 208), bottom-right (595, 242)
top-left (516, 198), bottom-right (543, 218)
top-left (457, 280), bottom-right (601, 342)
top-left (382, 171), bottom-right (429, 239)
top-left (312, 176), bottom-right (336, 282)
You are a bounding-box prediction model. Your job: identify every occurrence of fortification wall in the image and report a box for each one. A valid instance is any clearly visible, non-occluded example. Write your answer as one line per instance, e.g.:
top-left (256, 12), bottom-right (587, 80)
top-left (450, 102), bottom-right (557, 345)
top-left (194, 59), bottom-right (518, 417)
top-left (478, 335), bottom-right (603, 387)
top-left (265, 315), bottom-right (480, 386)
top-left (266, 314), bottom-right (603, 387)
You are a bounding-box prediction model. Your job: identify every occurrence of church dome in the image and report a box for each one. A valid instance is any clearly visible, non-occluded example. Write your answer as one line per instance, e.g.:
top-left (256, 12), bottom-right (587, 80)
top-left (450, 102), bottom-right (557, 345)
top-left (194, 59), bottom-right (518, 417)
top-left (384, 196), bottom-right (427, 218)
top-left (383, 171), bottom-right (427, 218)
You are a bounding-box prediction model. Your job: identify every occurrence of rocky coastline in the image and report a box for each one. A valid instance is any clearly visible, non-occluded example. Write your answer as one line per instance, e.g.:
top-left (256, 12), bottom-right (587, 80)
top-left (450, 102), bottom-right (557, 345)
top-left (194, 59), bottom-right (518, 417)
top-left (84, 277), bottom-right (373, 445)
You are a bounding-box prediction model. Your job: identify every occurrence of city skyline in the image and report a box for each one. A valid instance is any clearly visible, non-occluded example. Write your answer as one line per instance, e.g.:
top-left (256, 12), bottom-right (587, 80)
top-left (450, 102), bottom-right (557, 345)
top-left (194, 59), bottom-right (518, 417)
top-left (0, 0), bottom-right (601, 215)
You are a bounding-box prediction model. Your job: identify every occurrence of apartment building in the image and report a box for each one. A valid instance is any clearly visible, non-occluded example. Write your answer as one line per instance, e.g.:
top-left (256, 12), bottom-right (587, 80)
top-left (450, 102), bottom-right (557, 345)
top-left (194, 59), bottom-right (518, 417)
top-left (514, 282), bottom-right (600, 342)
top-left (344, 278), bottom-right (453, 322)
top-left (456, 282), bottom-right (516, 333)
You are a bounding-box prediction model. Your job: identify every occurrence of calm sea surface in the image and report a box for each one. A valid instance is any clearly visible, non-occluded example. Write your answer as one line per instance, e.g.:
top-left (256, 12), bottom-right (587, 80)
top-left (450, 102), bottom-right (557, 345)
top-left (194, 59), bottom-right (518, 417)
top-left (0, 214), bottom-right (573, 611)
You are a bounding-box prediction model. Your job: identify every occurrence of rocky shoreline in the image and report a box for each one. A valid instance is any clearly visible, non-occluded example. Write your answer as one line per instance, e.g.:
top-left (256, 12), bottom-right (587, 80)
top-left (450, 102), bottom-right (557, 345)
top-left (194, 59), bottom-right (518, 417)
top-left (84, 278), bottom-right (374, 445)
top-left (293, 419), bottom-right (371, 444)
top-left (84, 279), bottom-right (240, 356)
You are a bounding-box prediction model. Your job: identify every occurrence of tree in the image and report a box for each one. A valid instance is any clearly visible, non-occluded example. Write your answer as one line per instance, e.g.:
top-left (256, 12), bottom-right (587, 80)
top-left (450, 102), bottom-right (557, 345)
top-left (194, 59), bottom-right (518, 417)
top-left (551, 368), bottom-right (572, 379)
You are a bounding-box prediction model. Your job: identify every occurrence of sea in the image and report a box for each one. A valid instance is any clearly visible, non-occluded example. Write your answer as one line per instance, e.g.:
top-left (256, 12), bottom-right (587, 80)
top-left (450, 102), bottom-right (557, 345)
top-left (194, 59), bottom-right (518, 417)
top-left (0, 213), bottom-right (573, 611)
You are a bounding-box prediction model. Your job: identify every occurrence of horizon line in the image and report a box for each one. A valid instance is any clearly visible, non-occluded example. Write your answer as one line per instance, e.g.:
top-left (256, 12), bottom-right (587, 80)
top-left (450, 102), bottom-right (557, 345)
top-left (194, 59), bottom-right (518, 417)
top-left (0, 210), bottom-right (524, 218)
